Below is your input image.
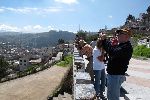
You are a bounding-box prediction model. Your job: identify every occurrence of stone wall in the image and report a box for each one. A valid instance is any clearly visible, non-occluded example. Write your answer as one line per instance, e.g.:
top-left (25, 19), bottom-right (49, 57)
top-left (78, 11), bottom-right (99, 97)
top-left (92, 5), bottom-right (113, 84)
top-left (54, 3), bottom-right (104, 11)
top-left (73, 46), bottom-right (96, 100)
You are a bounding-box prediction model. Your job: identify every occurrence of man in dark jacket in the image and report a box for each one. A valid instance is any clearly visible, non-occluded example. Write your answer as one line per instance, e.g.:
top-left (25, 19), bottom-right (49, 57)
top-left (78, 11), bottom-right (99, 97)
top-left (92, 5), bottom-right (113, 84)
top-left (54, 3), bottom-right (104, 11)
top-left (100, 28), bottom-right (133, 100)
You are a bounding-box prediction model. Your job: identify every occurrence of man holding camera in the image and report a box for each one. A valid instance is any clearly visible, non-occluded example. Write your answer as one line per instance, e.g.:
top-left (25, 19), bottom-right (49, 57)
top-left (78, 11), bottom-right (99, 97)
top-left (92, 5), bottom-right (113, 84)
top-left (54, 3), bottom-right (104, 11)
top-left (100, 28), bottom-right (133, 100)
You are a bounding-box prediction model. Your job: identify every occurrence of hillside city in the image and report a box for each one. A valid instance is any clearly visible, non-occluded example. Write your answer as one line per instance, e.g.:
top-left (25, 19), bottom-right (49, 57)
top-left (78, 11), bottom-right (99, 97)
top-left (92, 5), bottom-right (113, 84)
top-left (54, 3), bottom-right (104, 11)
top-left (0, 3), bottom-right (150, 100)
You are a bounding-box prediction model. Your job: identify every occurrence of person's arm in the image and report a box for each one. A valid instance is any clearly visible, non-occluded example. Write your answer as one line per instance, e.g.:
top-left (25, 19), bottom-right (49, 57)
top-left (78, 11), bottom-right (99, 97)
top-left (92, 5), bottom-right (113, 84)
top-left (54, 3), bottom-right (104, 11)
top-left (97, 48), bottom-right (105, 62)
top-left (110, 44), bottom-right (133, 59)
top-left (90, 41), bottom-right (93, 46)
top-left (97, 55), bottom-right (104, 61)
top-left (102, 39), bottom-right (112, 53)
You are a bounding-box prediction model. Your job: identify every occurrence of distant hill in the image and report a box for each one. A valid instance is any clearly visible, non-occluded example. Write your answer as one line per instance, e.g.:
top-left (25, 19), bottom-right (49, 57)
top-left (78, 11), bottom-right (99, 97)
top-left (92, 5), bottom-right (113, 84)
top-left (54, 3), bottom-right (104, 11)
top-left (0, 32), bottom-right (22, 36)
top-left (0, 30), bottom-right (75, 48)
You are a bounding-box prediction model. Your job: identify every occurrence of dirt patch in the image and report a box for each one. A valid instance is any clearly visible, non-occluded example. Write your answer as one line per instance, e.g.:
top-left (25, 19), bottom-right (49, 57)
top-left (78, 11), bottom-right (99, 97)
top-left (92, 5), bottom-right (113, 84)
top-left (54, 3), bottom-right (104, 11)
top-left (0, 65), bottom-right (69, 100)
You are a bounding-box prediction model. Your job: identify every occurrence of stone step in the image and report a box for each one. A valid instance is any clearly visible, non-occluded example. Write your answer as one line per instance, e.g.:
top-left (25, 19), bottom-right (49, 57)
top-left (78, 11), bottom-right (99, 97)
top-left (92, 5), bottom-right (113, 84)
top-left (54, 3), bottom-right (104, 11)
top-left (53, 97), bottom-right (59, 100)
top-left (120, 97), bottom-right (125, 100)
top-left (75, 72), bottom-right (91, 84)
top-left (63, 93), bottom-right (72, 100)
top-left (53, 93), bottom-right (72, 100)
top-left (125, 94), bottom-right (150, 100)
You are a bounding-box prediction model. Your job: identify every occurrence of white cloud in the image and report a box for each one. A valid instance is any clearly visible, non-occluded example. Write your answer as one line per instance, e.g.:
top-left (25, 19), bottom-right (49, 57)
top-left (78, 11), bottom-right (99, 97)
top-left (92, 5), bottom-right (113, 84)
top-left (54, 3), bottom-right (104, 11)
top-left (55, 0), bottom-right (78, 5)
top-left (0, 24), bottom-right (46, 33)
top-left (22, 25), bottom-right (54, 33)
top-left (42, 7), bottom-right (62, 13)
top-left (0, 8), bottom-right (4, 13)
top-left (47, 26), bottom-right (54, 30)
top-left (108, 15), bottom-right (113, 19)
top-left (23, 25), bottom-right (44, 33)
top-left (23, 25), bottom-right (32, 32)
top-left (1, 7), bottom-right (33, 14)
top-left (0, 6), bottom-right (74, 14)
top-left (0, 24), bottom-right (20, 32)
top-left (33, 25), bottom-right (43, 30)
top-left (0, 24), bottom-right (75, 33)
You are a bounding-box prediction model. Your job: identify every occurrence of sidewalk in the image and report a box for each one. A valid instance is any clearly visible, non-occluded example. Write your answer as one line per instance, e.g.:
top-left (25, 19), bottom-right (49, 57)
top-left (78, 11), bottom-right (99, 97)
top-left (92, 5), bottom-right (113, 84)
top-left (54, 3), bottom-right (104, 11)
top-left (122, 58), bottom-right (150, 100)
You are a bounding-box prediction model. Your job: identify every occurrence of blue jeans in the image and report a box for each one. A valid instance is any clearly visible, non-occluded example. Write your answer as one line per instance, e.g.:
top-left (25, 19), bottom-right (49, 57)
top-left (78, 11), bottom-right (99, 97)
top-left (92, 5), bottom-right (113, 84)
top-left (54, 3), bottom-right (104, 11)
top-left (93, 69), bottom-right (106, 95)
top-left (107, 74), bottom-right (126, 100)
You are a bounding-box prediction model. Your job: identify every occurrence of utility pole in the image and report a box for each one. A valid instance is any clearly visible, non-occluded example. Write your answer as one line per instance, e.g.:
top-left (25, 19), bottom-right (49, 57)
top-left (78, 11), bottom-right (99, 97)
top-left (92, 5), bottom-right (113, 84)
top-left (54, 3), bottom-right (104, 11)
top-left (79, 24), bottom-right (80, 31)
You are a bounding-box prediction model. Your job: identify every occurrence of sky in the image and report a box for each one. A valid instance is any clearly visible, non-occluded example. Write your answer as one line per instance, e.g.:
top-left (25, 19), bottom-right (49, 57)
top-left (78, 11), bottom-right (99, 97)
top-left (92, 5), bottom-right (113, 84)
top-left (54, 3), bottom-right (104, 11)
top-left (0, 0), bottom-right (150, 33)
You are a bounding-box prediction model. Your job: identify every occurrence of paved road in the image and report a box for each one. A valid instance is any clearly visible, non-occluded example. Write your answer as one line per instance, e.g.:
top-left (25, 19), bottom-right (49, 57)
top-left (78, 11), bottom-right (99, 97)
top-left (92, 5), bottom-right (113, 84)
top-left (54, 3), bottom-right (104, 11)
top-left (81, 56), bottom-right (150, 99)
top-left (122, 58), bottom-right (150, 100)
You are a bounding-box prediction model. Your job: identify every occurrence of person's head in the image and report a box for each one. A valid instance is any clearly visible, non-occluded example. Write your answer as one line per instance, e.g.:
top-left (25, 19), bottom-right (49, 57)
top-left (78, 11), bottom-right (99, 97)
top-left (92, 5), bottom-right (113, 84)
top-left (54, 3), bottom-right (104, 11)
top-left (76, 34), bottom-right (79, 37)
top-left (116, 28), bottom-right (132, 43)
top-left (79, 40), bottom-right (86, 47)
top-left (96, 38), bottom-right (103, 49)
top-left (98, 32), bottom-right (104, 38)
top-left (93, 37), bottom-right (97, 41)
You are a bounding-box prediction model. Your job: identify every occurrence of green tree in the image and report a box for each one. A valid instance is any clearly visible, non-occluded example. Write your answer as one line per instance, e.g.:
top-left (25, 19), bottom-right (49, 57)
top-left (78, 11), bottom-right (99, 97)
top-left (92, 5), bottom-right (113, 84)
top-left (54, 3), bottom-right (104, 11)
top-left (141, 13), bottom-right (147, 25)
top-left (0, 57), bottom-right (9, 79)
top-left (146, 6), bottom-right (150, 27)
top-left (126, 14), bottom-right (135, 22)
top-left (147, 5), bottom-right (150, 14)
top-left (86, 34), bottom-right (98, 43)
top-left (58, 39), bottom-right (65, 44)
top-left (77, 30), bottom-right (87, 40)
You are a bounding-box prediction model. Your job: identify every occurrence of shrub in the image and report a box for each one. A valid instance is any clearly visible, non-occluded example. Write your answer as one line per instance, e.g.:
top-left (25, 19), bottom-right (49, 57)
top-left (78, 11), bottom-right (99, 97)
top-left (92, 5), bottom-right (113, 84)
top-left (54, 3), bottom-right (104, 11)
top-left (56, 55), bottom-right (73, 67)
top-left (133, 45), bottom-right (150, 58)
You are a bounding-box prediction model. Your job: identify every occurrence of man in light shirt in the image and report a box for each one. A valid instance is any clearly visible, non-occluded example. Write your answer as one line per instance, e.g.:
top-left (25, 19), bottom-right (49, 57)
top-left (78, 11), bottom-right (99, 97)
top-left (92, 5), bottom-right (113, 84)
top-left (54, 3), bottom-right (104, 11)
top-left (79, 40), bottom-right (94, 82)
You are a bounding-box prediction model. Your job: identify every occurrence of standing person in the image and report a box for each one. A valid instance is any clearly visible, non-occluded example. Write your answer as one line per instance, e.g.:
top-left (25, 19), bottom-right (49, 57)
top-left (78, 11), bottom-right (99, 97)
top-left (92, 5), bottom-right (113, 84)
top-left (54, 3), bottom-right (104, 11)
top-left (93, 38), bottom-right (106, 99)
top-left (75, 34), bottom-right (81, 50)
top-left (98, 32), bottom-right (108, 64)
top-left (90, 38), bottom-right (97, 49)
top-left (100, 28), bottom-right (133, 100)
top-left (79, 40), bottom-right (94, 82)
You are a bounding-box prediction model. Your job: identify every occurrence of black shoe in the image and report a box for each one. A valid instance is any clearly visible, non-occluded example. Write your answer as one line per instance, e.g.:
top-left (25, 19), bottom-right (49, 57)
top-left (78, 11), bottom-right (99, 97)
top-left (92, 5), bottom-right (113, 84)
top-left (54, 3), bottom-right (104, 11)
top-left (99, 94), bottom-right (107, 100)
top-left (96, 94), bottom-right (101, 100)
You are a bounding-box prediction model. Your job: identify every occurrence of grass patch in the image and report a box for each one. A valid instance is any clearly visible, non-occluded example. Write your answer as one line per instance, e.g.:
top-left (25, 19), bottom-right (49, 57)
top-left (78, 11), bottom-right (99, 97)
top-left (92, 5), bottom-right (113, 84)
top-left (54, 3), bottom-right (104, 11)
top-left (132, 55), bottom-right (148, 60)
top-left (56, 55), bottom-right (73, 67)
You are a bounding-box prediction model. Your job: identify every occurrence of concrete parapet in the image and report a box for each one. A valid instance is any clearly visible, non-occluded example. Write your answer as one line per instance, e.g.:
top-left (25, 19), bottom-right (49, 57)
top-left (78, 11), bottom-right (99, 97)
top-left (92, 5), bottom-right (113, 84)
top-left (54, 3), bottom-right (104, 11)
top-left (75, 72), bottom-right (91, 84)
top-left (125, 94), bottom-right (150, 100)
top-left (74, 57), bottom-right (85, 71)
top-left (75, 84), bottom-right (96, 100)
top-left (73, 46), bottom-right (96, 100)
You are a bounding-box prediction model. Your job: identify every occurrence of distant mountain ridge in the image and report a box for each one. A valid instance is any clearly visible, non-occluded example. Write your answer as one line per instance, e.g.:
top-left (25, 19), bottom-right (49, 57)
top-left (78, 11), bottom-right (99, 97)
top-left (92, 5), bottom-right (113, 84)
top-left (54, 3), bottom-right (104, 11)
top-left (0, 31), bottom-right (22, 36)
top-left (0, 30), bottom-right (75, 48)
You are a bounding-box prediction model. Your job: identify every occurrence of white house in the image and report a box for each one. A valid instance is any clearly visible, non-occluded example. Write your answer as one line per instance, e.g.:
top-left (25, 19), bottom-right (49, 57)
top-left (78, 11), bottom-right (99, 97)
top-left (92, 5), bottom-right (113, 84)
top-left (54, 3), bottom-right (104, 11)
top-left (19, 57), bottom-right (29, 71)
top-left (138, 37), bottom-right (150, 48)
top-left (40, 47), bottom-right (53, 59)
